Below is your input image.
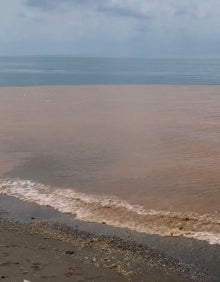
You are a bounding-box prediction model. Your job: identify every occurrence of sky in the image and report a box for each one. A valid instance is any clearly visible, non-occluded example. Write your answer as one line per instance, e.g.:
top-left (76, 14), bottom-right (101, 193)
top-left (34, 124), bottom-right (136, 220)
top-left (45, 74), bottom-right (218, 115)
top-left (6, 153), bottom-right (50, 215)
top-left (0, 0), bottom-right (220, 57)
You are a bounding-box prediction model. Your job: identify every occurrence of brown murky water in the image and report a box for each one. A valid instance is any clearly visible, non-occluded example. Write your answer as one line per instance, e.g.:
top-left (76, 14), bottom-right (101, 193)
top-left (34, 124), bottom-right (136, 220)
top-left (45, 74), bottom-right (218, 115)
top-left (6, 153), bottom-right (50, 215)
top-left (0, 85), bottom-right (220, 217)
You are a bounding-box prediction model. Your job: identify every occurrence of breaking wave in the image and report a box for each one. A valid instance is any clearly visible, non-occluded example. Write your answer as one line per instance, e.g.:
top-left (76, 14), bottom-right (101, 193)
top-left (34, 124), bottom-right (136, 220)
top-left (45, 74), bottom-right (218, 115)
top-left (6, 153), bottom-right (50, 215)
top-left (1, 178), bottom-right (220, 245)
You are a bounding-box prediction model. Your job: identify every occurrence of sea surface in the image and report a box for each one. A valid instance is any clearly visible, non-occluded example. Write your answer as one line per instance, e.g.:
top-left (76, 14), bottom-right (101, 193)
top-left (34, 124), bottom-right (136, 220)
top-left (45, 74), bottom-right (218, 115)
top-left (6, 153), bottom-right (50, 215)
top-left (0, 85), bottom-right (220, 245)
top-left (0, 57), bottom-right (220, 86)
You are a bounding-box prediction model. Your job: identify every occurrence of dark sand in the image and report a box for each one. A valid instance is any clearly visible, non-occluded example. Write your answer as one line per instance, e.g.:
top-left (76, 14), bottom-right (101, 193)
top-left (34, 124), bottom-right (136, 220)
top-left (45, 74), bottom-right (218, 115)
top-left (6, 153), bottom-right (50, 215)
top-left (1, 195), bottom-right (220, 281)
top-left (0, 221), bottom-right (125, 282)
top-left (0, 218), bottom-right (191, 282)
top-left (0, 196), bottom-right (197, 282)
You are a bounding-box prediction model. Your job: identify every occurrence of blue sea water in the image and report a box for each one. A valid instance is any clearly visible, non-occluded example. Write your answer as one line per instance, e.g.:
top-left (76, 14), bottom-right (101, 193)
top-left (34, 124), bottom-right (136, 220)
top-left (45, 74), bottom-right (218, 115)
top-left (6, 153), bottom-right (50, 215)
top-left (0, 56), bottom-right (220, 86)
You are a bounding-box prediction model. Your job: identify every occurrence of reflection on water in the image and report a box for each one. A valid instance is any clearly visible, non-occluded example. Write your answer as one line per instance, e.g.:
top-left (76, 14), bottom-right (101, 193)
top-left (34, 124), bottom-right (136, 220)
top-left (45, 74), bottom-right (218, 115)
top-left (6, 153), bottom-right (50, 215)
top-left (0, 85), bottom-right (220, 215)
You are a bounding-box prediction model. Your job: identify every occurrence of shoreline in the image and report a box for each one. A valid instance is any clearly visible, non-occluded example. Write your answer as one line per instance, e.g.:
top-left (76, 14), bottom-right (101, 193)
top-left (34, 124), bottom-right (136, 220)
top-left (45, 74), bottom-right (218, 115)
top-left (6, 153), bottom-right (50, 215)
top-left (0, 197), bottom-right (192, 282)
top-left (1, 195), bottom-right (220, 281)
top-left (1, 178), bottom-right (220, 246)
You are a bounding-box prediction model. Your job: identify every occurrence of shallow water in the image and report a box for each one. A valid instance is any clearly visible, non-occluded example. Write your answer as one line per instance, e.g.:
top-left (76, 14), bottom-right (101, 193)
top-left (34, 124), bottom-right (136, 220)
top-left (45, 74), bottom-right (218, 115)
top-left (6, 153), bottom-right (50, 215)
top-left (0, 86), bottom-right (220, 243)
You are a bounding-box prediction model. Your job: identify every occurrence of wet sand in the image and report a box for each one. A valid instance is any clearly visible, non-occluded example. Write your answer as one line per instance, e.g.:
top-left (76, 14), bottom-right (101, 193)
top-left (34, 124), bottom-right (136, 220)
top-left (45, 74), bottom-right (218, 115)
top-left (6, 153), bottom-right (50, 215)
top-left (0, 221), bottom-right (125, 282)
top-left (0, 200), bottom-right (194, 282)
top-left (1, 195), bottom-right (220, 281)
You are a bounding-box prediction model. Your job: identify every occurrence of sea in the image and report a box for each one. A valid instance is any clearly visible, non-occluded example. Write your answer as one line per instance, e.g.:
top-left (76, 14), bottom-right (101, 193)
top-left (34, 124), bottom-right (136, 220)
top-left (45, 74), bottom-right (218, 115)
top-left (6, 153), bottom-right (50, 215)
top-left (0, 56), bottom-right (220, 86)
top-left (0, 56), bottom-right (220, 245)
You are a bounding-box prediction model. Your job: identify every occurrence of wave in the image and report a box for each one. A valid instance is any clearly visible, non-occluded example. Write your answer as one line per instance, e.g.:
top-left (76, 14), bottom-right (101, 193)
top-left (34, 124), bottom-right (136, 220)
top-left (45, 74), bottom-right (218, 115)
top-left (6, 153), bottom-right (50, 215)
top-left (0, 178), bottom-right (220, 245)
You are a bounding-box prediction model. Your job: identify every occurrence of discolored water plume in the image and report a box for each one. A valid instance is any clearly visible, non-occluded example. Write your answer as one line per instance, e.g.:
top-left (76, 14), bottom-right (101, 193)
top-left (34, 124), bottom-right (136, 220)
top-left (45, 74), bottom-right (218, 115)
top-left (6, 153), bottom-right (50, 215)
top-left (0, 85), bottom-right (220, 245)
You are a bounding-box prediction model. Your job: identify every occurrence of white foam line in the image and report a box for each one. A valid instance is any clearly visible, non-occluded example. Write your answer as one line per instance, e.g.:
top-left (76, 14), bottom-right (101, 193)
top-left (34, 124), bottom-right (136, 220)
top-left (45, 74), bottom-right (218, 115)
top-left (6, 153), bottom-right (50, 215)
top-left (1, 178), bottom-right (220, 245)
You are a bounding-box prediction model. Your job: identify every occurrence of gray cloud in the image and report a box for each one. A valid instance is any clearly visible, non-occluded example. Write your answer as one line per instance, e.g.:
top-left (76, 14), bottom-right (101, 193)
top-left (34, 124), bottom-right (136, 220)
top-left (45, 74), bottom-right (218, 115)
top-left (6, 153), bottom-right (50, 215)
top-left (25, 0), bottom-right (104, 10)
top-left (175, 8), bottom-right (190, 16)
top-left (25, 0), bottom-right (151, 20)
top-left (97, 5), bottom-right (151, 20)
top-left (1, 0), bottom-right (220, 56)
top-left (25, 0), bottom-right (58, 10)
top-left (24, 0), bottom-right (219, 24)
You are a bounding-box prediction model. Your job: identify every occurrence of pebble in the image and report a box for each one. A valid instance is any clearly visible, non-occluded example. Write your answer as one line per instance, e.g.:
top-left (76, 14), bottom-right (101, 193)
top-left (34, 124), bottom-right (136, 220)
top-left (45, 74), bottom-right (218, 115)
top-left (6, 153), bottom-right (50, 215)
top-left (65, 250), bottom-right (74, 255)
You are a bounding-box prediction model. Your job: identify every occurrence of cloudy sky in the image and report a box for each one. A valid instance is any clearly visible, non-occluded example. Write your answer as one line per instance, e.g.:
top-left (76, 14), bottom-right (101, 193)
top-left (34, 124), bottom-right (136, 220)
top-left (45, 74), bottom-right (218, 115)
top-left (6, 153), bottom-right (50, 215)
top-left (1, 0), bottom-right (220, 57)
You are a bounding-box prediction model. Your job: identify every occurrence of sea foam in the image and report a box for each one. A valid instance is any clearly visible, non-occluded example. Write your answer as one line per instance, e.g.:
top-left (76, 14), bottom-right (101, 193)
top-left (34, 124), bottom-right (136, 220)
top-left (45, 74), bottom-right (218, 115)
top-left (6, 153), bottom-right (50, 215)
top-left (1, 178), bottom-right (220, 245)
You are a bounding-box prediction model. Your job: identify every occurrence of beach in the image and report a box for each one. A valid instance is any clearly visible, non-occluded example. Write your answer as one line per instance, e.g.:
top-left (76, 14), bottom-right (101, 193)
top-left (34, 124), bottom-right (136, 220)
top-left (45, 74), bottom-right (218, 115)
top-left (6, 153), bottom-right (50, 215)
top-left (0, 219), bottom-right (126, 282)
top-left (0, 195), bottom-right (211, 281)
top-left (0, 85), bottom-right (220, 280)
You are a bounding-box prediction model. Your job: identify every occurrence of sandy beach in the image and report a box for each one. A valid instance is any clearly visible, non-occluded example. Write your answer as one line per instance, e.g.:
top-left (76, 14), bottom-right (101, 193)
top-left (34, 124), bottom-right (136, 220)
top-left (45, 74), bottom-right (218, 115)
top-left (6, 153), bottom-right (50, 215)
top-left (0, 220), bottom-right (125, 282)
top-left (0, 195), bottom-right (199, 282)
top-left (1, 195), bottom-right (220, 281)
